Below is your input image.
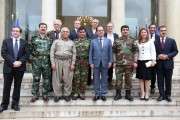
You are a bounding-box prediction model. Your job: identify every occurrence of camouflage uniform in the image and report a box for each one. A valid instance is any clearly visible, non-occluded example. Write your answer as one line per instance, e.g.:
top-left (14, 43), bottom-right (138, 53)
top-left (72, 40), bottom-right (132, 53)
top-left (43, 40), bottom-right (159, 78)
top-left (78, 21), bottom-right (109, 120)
top-left (113, 36), bottom-right (138, 90)
top-left (72, 38), bottom-right (90, 96)
top-left (29, 34), bottom-right (52, 97)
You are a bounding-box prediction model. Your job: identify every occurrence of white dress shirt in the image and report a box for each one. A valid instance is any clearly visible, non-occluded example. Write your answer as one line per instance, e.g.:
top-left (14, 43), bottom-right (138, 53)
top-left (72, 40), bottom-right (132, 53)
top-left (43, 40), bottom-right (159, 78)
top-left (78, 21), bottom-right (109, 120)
top-left (149, 33), bottom-right (155, 42)
top-left (137, 40), bottom-right (156, 61)
top-left (107, 33), bottom-right (114, 45)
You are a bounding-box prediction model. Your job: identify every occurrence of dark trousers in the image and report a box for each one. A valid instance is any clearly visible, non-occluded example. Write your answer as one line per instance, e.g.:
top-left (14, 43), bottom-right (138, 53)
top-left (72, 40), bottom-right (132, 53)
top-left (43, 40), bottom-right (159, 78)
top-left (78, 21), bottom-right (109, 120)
top-left (157, 68), bottom-right (173, 97)
top-left (108, 64), bottom-right (113, 85)
top-left (1, 70), bottom-right (24, 108)
top-left (150, 66), bottom-right (157, 89)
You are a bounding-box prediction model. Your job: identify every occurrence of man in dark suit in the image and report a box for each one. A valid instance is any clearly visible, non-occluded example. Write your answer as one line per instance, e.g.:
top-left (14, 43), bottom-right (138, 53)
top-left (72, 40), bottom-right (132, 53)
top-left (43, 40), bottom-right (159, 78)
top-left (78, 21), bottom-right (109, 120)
top-left (86, 18), bottom-right (99, 40)
top-left (154, 25), bottom-right (178, 102)
top-left (148, 24), bottom-right (159, 94)
top-left (0, 26), bottom-right (28, 112)
top-left (104, 22), bottom-right (119, 89)
top-left (47, 19), bottom-right (62, 41)
top-left (69, 20), bottom-right (81, 40)
top-left (89, 25), bottom-right (112, 101)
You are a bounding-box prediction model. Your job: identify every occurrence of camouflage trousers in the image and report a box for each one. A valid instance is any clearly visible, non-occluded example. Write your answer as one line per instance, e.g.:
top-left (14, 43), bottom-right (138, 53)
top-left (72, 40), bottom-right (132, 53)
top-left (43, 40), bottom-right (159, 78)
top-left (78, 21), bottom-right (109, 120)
top-left (113, 65), bottom-right (133, 90)
top-left (72, 60), bottom-right (89, 95)
top-left (31, 57), bottom-right (51, 96)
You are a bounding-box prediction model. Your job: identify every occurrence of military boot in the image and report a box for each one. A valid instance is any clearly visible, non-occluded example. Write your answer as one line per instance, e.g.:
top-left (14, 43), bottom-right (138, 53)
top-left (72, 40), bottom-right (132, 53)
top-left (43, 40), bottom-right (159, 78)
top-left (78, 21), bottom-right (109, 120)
top-left (114, 89), bottom-right (122, 101)
top-left (125, 90), bottom-right (134, 101)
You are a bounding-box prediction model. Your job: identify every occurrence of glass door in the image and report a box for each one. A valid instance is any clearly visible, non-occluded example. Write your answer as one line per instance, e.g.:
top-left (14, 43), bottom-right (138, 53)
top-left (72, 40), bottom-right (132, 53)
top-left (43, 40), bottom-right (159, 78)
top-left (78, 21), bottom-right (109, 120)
top-left (57, 0), bottom-right (111, 29)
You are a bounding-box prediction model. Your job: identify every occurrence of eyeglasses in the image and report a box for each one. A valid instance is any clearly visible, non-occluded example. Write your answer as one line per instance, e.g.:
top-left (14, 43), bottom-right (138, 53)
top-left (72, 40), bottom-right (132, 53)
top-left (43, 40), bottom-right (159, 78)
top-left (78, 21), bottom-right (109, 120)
top-left (97, 30), bottom-right (104, 32)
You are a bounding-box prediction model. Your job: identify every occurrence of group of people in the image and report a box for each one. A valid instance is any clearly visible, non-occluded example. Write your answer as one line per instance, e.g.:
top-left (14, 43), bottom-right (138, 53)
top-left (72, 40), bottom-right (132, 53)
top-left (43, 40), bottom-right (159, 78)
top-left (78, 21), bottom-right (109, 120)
top-left (0, 18), bottom-right (178, 113)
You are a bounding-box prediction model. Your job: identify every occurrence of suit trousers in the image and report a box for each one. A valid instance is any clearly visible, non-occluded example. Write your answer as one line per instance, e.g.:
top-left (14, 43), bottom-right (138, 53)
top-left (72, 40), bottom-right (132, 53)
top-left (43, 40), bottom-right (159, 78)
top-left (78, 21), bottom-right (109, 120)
top-left (1, 70), bottom-right (24, 108)
top-left (157, 68), bottom-right (173, 97)
top-left (93, 62), bottom-right (108, 96)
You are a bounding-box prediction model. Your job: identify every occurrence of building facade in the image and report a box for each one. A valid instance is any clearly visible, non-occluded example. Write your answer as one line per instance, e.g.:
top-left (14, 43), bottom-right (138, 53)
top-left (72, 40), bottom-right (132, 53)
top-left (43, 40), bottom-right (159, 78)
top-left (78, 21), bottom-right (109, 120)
top-left (0, 0), bottom-right (180, 62)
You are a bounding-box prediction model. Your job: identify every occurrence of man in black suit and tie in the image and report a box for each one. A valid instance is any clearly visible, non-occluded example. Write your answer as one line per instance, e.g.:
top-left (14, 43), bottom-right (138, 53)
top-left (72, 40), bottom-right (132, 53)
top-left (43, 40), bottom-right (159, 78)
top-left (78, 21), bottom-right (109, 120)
top-left (69, 20), bottom-right (81, 40)
top-left (0, 26), bottom-right (28, 112)
top-left (47, 19), bottom-right (62, 41)
top-left (154, 25), bottom-right (178, 102)
top-left (104, 22), bottom-right (119, 89)
top-left (148, 24), bottom-right (159, 94)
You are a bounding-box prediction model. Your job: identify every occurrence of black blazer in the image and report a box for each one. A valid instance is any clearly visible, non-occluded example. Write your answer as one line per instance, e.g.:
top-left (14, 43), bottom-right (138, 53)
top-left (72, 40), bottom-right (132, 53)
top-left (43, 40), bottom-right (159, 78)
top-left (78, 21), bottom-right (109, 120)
top-left (86, 28), bottom-right (98, 40)
top-left (69, 29), bottom-right (78, 40)
top-left (154, 36), bottom-right (178, 69)
top-left (47, 30), bottom-right (60, 41)
top-left (1, 38), bottom-right (28, 73)
top-left (104, 33), bottom-right (119, 41)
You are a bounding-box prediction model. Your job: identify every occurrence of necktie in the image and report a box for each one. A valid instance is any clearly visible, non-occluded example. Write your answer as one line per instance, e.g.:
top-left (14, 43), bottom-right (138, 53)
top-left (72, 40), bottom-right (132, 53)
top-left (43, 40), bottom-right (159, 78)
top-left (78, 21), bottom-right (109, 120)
top-left (14, 39), bottom-right (19, 59)
top-left (99, 38), bottom-right (102, 49)
top-left (151, 34), bottom-right (153, 38)
top-left (55, 31), bottom-right (59, 39)
top-left (161, 38), bottom-right (165, 49)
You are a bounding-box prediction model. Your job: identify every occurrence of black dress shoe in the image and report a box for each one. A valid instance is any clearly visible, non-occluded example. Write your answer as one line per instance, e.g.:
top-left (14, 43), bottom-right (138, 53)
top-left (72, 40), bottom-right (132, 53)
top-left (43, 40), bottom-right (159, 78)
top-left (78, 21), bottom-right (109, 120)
top-left (71, 95), bottom-right (78, 100)
top-left (54, 96), bottom-right (60, 102)
top-left (157, 96), bottom-right (164, 101)
top-left (93, 96), bottom-right (100, 101)
top-left (165, 96), bottom-right (172, 102)
top-left (79, 95), bottom-right (86, 100)
top-left (64, 96), bottom-right (71, 102)
top-left (101, 96), bottom-right (107, 101)
top-left (140, 97), bottom-right (145, 100)
top-left (0, 106), bottom-right (8, 113)
top-left (11, 105), bottom-right (20, 111)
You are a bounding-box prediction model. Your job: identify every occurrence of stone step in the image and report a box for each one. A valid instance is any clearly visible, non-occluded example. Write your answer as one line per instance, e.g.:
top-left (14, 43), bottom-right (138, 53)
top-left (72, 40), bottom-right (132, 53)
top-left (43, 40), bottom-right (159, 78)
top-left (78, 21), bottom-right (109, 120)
top-left (1, 73), bottom-right (180, 83)
top-left (1, 80), bottom-right (180, 91)
top-left (0, 105), bottom-right (179, 119)
top-left (1, 96), bottom-right (179, 106)
top-left (0, 88), bottom-right (180, 97)
top-left (1, 117), bottom-right (180, 120)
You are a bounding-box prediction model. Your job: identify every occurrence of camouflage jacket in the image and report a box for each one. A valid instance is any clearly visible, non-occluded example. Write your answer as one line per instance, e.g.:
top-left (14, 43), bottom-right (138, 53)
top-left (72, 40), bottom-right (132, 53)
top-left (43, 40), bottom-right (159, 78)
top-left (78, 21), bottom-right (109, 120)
top-left (74, 38), bottom-right (90, 60)
top-left (113, 36), bottom-right (138, 65)
top-left (29, 34), bottom-right (52, 57)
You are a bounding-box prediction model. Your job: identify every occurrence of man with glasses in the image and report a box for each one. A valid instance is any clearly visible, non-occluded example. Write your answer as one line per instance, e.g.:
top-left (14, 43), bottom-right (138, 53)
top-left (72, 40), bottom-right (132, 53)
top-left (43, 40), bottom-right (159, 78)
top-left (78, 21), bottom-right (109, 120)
top-left (0, 26), bottom-right (28, 112)
top-left (89, 25), bottom-right (112, 101)
top-left (50, 27), bottom-right (76, 102)
top-left (155, 25), bottom-right (178, 102)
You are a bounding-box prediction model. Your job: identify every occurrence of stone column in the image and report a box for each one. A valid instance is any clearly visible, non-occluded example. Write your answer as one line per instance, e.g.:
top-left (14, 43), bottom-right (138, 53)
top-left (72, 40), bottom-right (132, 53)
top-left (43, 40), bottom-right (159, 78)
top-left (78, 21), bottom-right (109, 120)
top-left (165, 0), bottom-right (180, 61)
top-left (41, 0), bottom-right (56, 31)
top-left (111, 0), bottom-right (125, 34)
top-left (0, 0), bottom-right (5, 60)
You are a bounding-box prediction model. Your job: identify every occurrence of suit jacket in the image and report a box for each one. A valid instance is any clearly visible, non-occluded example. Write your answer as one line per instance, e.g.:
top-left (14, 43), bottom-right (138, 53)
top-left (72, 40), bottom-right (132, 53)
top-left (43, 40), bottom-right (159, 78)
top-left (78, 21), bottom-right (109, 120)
top-left (86, 28), bottom-right (98, 40)
top-left (154, 36), bottom-right (178, 69)
top-left (69, 29), bottom-right (78, 40)
top-left (89, 38), bottom-right (113, 68)
top-left (104, 33), bottom-right (119, 40)
top-left (1, 38), bottom-right (28, 73)
top-left (47, 30), bottom-right (60, 41)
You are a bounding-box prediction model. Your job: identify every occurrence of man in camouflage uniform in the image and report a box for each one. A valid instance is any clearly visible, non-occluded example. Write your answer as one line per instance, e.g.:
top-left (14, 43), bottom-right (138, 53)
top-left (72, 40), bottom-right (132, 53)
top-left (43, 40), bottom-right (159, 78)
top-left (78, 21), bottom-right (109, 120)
top-left (113, 25), bottom-right (138, 101)
top-left (71, 27), bottom-right (90, 100)
top-left (29, 23), bottom-right (52, 102)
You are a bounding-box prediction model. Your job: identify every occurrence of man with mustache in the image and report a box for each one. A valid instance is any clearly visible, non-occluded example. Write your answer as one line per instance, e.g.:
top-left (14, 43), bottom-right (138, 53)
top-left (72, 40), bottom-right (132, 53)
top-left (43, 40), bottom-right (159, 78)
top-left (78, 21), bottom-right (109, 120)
top-left (29, 23), bottom-right (52, 102)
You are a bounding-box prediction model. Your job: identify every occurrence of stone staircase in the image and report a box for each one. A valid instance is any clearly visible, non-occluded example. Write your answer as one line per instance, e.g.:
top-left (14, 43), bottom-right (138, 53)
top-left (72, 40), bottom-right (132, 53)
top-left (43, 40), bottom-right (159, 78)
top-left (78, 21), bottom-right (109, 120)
top-left (0, 62), bottom-right (180, 120)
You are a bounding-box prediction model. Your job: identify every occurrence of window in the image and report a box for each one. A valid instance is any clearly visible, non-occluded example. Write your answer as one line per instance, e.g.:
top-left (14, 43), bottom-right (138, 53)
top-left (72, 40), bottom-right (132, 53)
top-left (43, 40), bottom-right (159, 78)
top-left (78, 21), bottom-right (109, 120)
top-left (125, 0), bottom-right (151, 38)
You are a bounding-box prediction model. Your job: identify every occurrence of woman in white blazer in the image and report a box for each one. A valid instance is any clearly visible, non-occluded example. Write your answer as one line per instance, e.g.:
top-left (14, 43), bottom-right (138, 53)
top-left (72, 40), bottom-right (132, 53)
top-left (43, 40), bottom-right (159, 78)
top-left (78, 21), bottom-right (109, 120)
top-left (136, 28), bottom-right (156, 101)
